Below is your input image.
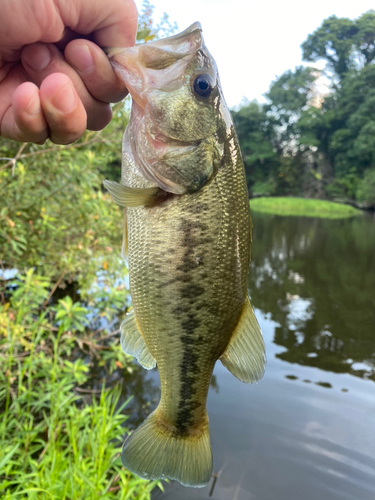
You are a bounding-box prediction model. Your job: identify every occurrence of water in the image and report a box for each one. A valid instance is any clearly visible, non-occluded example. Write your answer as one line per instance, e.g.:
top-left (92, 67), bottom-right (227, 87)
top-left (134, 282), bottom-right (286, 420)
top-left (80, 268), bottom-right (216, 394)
top-left (151, 212), bottom-right (375, 500)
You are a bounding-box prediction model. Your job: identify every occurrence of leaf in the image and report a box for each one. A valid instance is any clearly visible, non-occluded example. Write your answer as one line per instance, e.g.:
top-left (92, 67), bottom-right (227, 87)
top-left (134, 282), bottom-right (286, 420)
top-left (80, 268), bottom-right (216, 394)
top-left (0, 443), bottom-right (20, 470)
top-left (5, 216), bottom-right (15, 228)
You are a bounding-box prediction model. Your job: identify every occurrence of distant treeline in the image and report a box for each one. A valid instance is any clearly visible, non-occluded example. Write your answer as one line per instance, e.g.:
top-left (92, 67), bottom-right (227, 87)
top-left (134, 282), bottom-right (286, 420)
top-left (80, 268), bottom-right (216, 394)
top-left (231, 10), bottom-right (375, 208)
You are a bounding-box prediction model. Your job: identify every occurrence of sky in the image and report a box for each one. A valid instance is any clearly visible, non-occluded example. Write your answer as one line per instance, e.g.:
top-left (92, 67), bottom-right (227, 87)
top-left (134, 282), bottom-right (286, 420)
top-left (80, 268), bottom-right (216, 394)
top-left (134, 0), bottom-right (375, 108)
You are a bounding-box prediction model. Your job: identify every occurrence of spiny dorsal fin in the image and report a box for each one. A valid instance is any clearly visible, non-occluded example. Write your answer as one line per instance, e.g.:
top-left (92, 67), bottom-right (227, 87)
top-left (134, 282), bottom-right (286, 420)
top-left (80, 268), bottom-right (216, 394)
top-left (220, 297), bottom-right (266, 383)
top-left (103, 180), bottom-right (159, 207)
top-left (120, 310), bottom-right (156, 370)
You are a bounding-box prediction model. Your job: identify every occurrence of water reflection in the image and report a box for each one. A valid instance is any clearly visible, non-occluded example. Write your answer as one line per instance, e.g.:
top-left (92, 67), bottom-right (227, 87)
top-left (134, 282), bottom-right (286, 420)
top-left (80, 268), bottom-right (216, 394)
top-left (78, 358), bottom-right (160, 428)
top-left (77, 344), bottom-right (220, 429)
top-left (249, 213), bottom-right (375, 381)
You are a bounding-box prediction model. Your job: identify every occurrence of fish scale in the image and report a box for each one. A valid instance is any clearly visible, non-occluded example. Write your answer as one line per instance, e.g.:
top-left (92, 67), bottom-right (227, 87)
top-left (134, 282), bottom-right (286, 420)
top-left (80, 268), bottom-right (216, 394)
top-left (125, 136), bottom-right (251, 452)
top-left (104, 21), bottom-right (265, 487)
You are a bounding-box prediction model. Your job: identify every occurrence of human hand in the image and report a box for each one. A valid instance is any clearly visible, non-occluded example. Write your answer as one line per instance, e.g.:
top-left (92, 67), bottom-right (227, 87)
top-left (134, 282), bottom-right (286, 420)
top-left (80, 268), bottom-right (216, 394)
top-left (0, 0), bottom-right (138, 145)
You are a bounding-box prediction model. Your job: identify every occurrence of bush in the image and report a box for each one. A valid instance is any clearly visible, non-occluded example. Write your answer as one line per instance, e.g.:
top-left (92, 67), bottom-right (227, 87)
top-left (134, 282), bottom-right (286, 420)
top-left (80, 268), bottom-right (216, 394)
top-left (0, 270), bottom-right (161, 499)
top-left (0, 109), bottom-right (126, 287)
top-left (251, 179), bottom-right (276, 196)
top-left (356, 168), bottom-right (375, 206)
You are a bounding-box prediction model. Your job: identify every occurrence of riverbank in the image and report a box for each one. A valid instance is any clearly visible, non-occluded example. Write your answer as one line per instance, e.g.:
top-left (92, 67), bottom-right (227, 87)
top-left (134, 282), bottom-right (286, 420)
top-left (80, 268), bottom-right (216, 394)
top-left (250, 197), bottom-right (362, 218)
top-left (0, 270), bottom-right (160, 499)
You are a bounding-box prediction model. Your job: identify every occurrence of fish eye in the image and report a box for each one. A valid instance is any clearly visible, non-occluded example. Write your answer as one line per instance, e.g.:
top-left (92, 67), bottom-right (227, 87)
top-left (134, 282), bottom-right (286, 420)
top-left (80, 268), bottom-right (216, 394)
top-left (193, 74), bottom-right (214, 97)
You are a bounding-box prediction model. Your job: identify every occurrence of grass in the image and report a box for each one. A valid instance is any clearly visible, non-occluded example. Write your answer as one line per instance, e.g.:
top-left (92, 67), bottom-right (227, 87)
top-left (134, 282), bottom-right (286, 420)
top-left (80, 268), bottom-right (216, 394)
top-left (0, 269), bottom-right (161, 500)
top-left (250, 197), bottom-right (362, 219)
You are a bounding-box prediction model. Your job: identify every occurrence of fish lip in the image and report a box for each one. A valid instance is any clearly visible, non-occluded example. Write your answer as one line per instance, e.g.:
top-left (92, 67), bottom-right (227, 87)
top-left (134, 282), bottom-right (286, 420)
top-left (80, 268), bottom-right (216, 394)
top-left (108, 22), bottom-right (204, 106)
top-left (127, 100), bottom-right (201, 195)
top-left (137, 21), bottom-right (202, 50)
top-left (141, 103), bottom-right (201, 152)
top-left (110, 59), bottom-right (146, 109)
top-left (108, 22), bottom-right (202, 57)
top-left (148, 128), bottom-right (200, 151)
top-left (132, 130), bottom-right (201, 195)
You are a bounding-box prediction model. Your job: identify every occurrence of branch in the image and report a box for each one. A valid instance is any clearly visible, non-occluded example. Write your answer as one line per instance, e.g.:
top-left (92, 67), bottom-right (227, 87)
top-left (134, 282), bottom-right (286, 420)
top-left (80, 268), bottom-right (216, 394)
top-left (21, 134), bottom-right (104, 158)
top-left (0, 131), bottom-right (109, 171)
top-left (0, 142), bottom-right (27, 173)
top-left (0, 100), bottom-right (127, 172)
top-left (42, 271), bottom-right (66, 308)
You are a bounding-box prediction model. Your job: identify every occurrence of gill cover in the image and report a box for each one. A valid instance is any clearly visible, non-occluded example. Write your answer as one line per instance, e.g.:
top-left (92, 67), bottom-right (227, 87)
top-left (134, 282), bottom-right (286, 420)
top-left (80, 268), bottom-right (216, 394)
top-left (108, 23), bottom-right (226, 195)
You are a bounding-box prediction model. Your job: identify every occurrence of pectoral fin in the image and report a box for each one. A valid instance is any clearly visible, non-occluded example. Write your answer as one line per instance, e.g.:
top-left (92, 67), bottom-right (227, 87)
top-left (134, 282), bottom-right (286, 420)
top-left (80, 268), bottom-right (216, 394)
top-left (220, 297), bottom-right (266, 383)
top-left (120, 310), bottom-right (156, 369)
top-left (103, 180), bottom-right (159, 207)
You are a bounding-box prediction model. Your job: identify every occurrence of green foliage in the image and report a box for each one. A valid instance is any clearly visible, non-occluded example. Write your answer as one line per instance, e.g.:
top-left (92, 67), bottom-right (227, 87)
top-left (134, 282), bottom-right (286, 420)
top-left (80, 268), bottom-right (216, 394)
top-left (301, 11), bottom-right (375, 77)
top-left (0, 109), bottom-right (126, 287)
top-left (231, 101), bottom-right (278, 191)
top-left (0, 270), bottom-right (162, 499)
top-left (232, 10), bottom-right (375, 206)
top-left (136, 0), bottom-right (177, 43)
top-left (251, 179), bottom-right (276, 197)
top-left (276, 155), bottom-right (306, 196)
top-left (325, 169), bottom-right (360, 200)
top-left (0, 3), bottom-right (174, 498)
top-left (354, 10), bottom-right (375, 65)
top-left (265, 66), bottom-right (317, 127)
top-left (250, 197), bottom-right (361, 218)
top-left (356, 168), bottom-right (375, 206)
top-left (301, 15), bottom-right (358, 77)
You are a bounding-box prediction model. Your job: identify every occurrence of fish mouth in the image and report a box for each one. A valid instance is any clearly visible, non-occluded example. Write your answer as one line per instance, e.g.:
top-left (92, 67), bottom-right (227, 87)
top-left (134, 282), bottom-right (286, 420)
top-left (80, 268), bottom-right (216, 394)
top-left (111, 23), bottom-right (214, 195)
top-left (147, 127), bottom-right (199, 155)
top-left (123, 98), bottom-right (201, 195)
top-left (108, 23), bottom-right (203, 107)
top-left (147, 136), bottom-right (202, 193)
top-left (134, 132), bottom-right (200, 195)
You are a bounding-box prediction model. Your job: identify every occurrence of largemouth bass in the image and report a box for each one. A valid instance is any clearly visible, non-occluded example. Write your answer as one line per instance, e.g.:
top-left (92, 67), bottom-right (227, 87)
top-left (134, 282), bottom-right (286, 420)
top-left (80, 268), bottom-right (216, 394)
top-left (104, 22), bottom-right (266, 488)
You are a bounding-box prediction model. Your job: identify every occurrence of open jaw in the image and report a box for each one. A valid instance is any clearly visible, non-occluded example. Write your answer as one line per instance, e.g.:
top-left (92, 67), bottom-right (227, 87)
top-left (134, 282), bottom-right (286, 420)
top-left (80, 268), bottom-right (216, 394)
top-left (109, 23), bottom-right (203, 107)
top-left (125, 101), bottom-right (200, 195)
top-left (110, 23), bottom-right (214, 195)
top-left (134, 132), bottom-right (201, 196)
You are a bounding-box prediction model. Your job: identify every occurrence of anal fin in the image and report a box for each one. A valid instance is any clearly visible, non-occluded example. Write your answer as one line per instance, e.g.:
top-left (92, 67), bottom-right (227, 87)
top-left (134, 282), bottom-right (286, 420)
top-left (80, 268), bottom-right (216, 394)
top-left (220, 297), bottom-right (266, 383)
top-left (121, 310), bottom-right (156, 369)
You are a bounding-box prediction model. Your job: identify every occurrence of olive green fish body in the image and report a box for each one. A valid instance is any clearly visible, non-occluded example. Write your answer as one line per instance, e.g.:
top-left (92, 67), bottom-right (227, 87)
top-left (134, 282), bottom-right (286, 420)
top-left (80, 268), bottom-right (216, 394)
top-left (127, 134), bottom-right (250, 436)
top-left (104, 22), bottom-right (265, 488)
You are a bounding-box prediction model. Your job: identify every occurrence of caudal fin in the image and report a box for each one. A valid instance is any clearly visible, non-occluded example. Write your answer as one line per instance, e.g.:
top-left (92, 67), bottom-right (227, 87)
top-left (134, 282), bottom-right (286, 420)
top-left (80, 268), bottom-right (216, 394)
top-left (121, 409), bottom-right (212, 488)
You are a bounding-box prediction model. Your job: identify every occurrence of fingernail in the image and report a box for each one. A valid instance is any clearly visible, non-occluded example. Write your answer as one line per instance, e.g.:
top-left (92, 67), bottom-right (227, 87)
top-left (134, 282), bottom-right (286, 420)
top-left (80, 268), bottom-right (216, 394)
top-left (24, 44), bottom-right (51, 71)
top-left (70, 44), bottom-right (94, 73)
top-left (52, 83), bottom-right (76, 114)
top-left (26, 89), bottom-right (40, 116)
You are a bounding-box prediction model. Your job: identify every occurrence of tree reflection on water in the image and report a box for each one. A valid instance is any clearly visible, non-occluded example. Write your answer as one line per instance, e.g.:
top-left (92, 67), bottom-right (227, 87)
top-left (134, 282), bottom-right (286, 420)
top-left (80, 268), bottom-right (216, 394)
top-left (249, 212), bottom-right (375, 381)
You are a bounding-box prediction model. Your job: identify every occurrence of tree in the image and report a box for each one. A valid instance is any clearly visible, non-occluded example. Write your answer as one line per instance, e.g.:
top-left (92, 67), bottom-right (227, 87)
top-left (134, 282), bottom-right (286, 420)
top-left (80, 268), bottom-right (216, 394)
top-left (302, 10), bottom-right (375, 79)
top-left (232, 10), bottom-right (375, 202)
top-left (353, 10), bottom-right (375, 66)
top-left (265, 66), bottom-right (317, 130)
top-left (302, 15), bottom-right (357, 78)
top-left (231, 101), bottom-right (278, 194)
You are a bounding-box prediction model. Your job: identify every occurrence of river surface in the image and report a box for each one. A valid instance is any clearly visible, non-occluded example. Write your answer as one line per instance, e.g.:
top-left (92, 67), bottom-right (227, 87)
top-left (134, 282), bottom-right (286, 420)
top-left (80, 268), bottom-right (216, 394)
top-left (117, 211), bottom-right (375, 500)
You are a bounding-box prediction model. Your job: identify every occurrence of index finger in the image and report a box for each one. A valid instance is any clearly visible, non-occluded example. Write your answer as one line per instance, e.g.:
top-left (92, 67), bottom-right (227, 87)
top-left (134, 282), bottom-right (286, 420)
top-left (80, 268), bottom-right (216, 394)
top-left (58, 0), bottom-right (138, 48)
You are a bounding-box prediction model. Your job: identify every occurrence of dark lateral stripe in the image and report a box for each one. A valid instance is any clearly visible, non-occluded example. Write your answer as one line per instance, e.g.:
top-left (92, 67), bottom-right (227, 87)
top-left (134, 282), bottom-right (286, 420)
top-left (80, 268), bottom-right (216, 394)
top-left (174, 216), bottom-right (208, 435)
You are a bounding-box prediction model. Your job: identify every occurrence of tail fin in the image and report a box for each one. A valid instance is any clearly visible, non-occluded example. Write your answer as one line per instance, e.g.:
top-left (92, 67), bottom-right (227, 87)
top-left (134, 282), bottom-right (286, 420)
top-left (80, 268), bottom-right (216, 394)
top-left (121, 409), bottom-right (212, 488)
